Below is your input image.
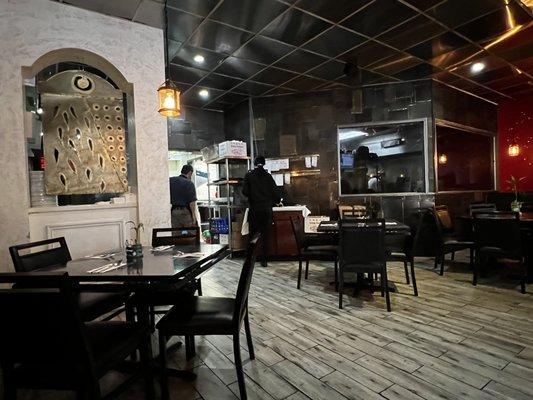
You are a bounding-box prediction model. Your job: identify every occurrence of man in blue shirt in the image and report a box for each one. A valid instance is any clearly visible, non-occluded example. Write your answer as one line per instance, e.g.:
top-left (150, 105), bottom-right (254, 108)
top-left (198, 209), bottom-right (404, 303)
top-left (170, 165), bottom-right (198, 228)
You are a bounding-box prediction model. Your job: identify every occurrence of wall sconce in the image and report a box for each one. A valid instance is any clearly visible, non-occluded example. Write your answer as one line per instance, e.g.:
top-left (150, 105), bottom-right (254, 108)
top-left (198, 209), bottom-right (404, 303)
top-left (438, 154), bottom-right (448, 165)
top-left (508, 143), bottom-right (520, 157)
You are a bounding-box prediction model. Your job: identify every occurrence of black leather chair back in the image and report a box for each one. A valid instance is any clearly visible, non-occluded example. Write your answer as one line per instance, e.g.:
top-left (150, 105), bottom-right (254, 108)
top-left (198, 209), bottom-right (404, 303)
top-left (290, 217), bottom-right (306, 254)
top-left (0, 273), bottom-right (92, 377)
top-left (469, 203), bottom-right (497, 216)
top-left (9, 237), bottom-right (71, 272)
top-left (339, 219), bottom-right (386, 267)
top-left (473, 212), bottom-right (522, 256)
top-left (411, 209), bottom-right (441, 257)
top-left (234, 234), bottom-right (261, 325)
top-left (152, 227), bottom-right (200, 246)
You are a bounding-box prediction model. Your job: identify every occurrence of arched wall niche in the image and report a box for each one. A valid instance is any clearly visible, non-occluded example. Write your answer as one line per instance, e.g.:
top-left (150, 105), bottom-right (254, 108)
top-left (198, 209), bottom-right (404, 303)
top-left (23, 48), bottom-right (138, 204)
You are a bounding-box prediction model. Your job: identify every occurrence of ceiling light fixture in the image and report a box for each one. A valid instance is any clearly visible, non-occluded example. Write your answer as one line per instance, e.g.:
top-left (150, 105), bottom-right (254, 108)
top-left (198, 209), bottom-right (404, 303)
top-left (157, 0), bottom-right (180, 118)
top-left (438, 154), bottom-right (448, 165)
top-left (471, 62), bottom-right (485, 73)
top-left (198, 89), bottom-right (209, 99)
top-left (193, 54), bottom-right (205, 64)
top-left (508, 143), bottom-right (520, 157)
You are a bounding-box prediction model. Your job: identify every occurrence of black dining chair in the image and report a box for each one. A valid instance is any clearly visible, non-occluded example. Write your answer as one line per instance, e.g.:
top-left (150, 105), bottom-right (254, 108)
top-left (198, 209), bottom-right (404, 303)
top-left (430, 209), bottom-right (475, 277)
top-left (0, 272), bottom-right (154, 400)
top-left (9, 237), bottom-right (129, 322)
top-left (338, 219), bottom-right (390, 311)
top-left (156, 234), bottom-right (262, 400)
top-left (290, 217), bottom-right (338, 290)
top-left (472, 212), bottom-right (527, 293)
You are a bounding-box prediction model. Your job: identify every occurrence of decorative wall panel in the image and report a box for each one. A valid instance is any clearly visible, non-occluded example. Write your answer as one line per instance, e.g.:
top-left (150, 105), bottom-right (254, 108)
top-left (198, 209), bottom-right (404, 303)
top-left (39, 71), bottom-right (128, 195)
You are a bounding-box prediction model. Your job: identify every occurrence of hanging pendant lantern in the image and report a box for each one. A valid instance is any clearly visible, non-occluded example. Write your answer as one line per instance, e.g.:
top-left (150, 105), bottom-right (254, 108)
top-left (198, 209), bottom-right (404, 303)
top-left (158, 0), bottom-right (180, 118)
top-left (158, 80), bottom-right (180, 117)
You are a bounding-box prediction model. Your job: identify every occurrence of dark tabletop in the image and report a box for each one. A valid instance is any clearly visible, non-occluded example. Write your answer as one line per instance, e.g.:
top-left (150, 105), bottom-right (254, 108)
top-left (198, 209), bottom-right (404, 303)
top-left (60, 244), bottom-right (228, 283)
top-left (317, 220), bottom-right (410, 234)
top-left (461, 212), bottom-right (533, 223)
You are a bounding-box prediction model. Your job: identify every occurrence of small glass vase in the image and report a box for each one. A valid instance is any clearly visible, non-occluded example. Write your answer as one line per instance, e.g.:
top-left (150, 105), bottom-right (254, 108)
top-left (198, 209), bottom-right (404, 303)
top-left (511, 200), bottom-right (522, 213)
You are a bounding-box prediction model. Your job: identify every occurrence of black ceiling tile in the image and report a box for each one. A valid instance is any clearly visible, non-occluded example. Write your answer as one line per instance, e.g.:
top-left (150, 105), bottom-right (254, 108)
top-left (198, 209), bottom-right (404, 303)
top-left (261, 8), bottom-right (332, 46)
top-left (203, 101), bottom-right (234, 112)
top-left (167, 0), bottom-right (218, 17)
top-left (296, 0), bottom-right (371, 23)
top-left (405, 32), bottom-right (470, 62)
top-left (455, 4), bottom-right (532, 44)
top-left (282, 75), bottom-right (327, 91)
top-left (210, 0), bottom-right (288, 32)
top-left (273, 49), bottom-right (329, 73)
top-left (303, 26), bottom-right (366, 58)
top-left (217, 92), bottom-right (250, 104)
top-left (233, 35), bottom-right (295, 65)
top-left (451, 58), bottom-right (511, 84)
top-left (62, 0), bottom-right (141, 19)
top-left (197, 72), bottom-right (244, 91)
top-left (360, 70), bottom-right (389, 84)
top-left (232, 80), bottom-right (275, 95)
top-left (133, 0), bottom-right (164, 28)
top-left (261, 86), bottom-right (298, 96)
top-left (393, 63), bottom-right (436, 80)
top-left (478, 24), bottom-right (533, 63)
top-left (171, 44), bottom-right (227, 71)
top-left (427, 0), bottom-right (504, 29)
top-left (213, 56), bottom-right (266, 79)
top-left (306, 60), bottom-right (346, 81)
top-left (376, 15), bottom-right (445, 51)
top-left (401, 0), bottom-right (446, 11)
top-left (339, 41), bottom-right (400, 68)
top-left (169, 64), bottom-right (208, 85)
top-left (167, 9), bottom-right (203, 42)
top-left (340, 0), bottom-right (417, 37)
top-left (369, 54), bottom-right (423, 76)
top-left (173, 82), bottom-right (192, 93)
top-left (429, 44), bottom-right (485, 70)
top-left (251, 67), bottom-right (299, 85)
top-left (182, 85), bottom-right (225, 100)
top-left (188, 20), bottom-right (253, 55)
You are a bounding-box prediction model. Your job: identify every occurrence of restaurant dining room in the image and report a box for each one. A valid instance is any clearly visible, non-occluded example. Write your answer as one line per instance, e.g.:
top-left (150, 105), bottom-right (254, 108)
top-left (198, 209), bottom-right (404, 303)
top-left (1, 0), bottom-right (533, 399)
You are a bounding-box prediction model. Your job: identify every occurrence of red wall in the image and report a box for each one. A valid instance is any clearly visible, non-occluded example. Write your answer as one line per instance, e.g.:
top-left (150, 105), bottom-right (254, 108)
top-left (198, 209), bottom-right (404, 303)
top-left (498, 95), bottom-right (533, 192)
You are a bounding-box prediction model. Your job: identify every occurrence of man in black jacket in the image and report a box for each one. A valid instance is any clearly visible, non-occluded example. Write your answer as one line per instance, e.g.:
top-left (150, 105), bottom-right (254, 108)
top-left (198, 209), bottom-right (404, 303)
top-left (243, 155), bottom-right (280, 267)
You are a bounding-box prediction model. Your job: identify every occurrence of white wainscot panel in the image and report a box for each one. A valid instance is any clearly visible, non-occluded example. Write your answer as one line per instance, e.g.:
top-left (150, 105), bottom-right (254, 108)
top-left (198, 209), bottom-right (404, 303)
top-left (29, 204), bottom-right (137, 259)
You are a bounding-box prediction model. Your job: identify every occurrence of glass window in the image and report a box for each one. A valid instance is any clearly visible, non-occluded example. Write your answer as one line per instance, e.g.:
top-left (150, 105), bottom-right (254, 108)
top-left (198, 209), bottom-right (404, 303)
top-left (338, 120), bottom-right (426, 195)
top-left (436, 126), bottom-right (494, 191)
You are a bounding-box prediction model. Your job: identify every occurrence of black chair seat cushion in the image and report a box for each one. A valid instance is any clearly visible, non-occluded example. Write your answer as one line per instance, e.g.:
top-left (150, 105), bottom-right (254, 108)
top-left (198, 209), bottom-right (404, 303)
top-left (157, 297), bottom-right (236, 336)
top-left (12, 321), bottom-right (148, 387)
top-left (387, 252), bottom-right (408, 262)
top-left (301, 245), bottom-right (338, 260)
top-left (442, 240), bottom-right (473, 252)
top-left (341, 261), bottom-right (383, 273)
top-left (78, 291), bottom-right (129, 321)
top-left (478, 246), bottom-right (521, 260)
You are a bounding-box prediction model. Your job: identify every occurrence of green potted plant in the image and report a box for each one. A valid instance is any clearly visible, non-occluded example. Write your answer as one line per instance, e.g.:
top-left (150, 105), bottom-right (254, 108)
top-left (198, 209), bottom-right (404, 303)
top-left (507, 175), bottom-right (526, 212)
top-left (126, 220), bottom-right (144, 257)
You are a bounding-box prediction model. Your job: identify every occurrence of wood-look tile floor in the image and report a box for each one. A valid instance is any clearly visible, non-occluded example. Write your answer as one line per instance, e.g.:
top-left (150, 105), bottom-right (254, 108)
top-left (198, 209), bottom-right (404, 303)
top-left (11, 252), bottom-right (533, 399)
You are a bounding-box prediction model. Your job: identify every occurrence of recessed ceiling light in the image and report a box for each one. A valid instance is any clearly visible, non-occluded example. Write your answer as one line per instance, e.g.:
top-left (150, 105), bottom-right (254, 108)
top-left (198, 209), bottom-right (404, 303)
top-left (193, 54), bottom-right (205, 64)
top-left (471, 62), bottom-right (485, 73)
top-left (198, 89), bottom-right (209, 99)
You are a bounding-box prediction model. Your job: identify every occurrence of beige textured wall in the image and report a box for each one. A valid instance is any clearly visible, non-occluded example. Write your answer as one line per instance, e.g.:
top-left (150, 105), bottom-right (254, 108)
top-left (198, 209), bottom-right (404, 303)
top-left (0, 0), bottom-right (170, 271)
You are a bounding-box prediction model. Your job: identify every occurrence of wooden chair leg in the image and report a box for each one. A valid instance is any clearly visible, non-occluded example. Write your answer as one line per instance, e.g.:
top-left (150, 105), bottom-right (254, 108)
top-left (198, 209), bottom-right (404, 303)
top-left (451, 251), bottom-right (455, 261)
top-left (473, 251), bottom-right (479, 286)
top-left (305, 260), bottom-right (309, 279)
top-left (403, 261), bottom-right (410, 284)
top-left (469, 247), bottom-right (474, 271)
top-left (233, 333), bottom-right (247, 400)
top-left (380, 272), bottom-right (385, 297)
top-left (185, 335), bottom-right (196, 360)
top-left (244, 307), bottom-right (255, 359)
top-left (158, 332), bottom-right (169, 400)
top-left (338, 266), bottom-right (344, 309)
top-left (334, 260), bottom-right (339, 292)
top-left (410, 260), bottom-right (418, 297)
top-left (196, 278), bottom-right (203, 296)
top-left (439, 253), bottom-right (445, 276)
top-left (521, 260), bottom-right (527, 294)
top-left (297, 260), bottom-right (303, 289)
top-left (383, 267), bottom-right (391, 312)
top-left (139, 334), bottom-right (155, 400)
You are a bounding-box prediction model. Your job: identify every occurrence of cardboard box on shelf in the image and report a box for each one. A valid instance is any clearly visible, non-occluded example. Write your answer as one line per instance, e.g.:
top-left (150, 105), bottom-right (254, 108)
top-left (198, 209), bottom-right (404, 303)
top-left (201, 144), bottom-right (219, 162)
top-left (218, 141), bottom-right (247, 158)
top-left (231, 221), bottom-right (247, 250)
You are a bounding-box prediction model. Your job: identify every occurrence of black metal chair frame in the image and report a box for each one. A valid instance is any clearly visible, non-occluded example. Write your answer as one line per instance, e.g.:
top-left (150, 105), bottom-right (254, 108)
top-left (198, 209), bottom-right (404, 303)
top-left (290, 217), bottom-right (338, 290)
top-left (472, 212), bottom-right (527, 293)
top-left (0, 272), bottom-right (154, 400)
top-left (338, 219), bottom-right (391, 311)
top-left (156, 234), bottom-right (262, 400)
